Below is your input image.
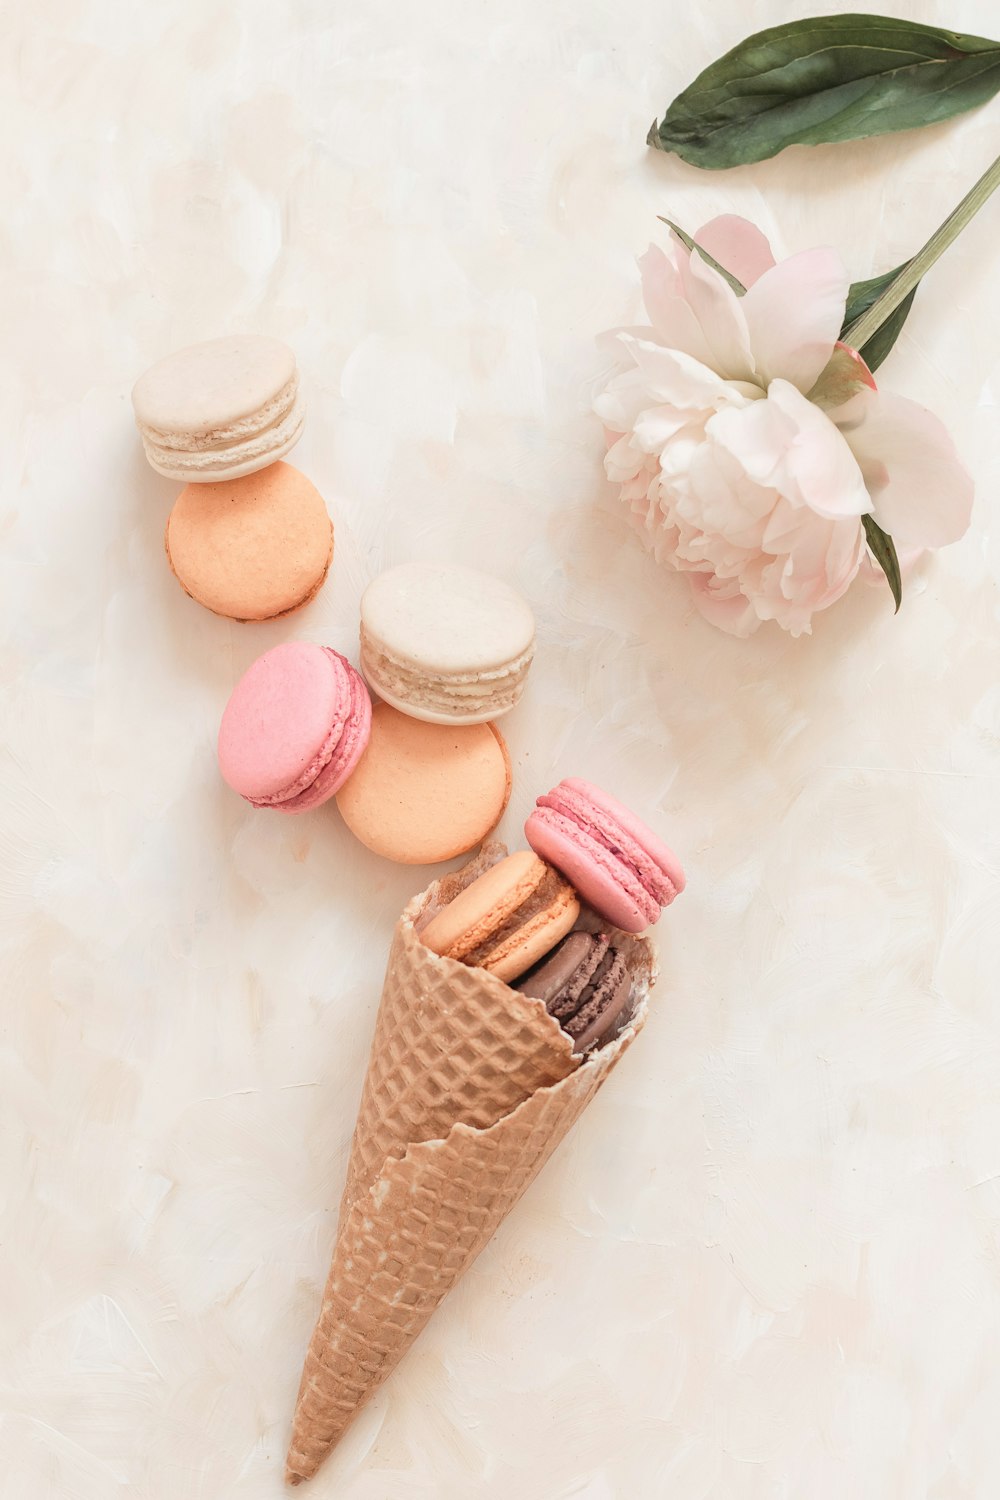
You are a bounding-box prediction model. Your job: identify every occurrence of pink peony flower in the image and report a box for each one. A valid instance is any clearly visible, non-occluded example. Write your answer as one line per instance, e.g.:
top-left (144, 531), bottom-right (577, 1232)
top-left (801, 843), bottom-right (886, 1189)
top-left (595, 215), bottom-right (974, 636)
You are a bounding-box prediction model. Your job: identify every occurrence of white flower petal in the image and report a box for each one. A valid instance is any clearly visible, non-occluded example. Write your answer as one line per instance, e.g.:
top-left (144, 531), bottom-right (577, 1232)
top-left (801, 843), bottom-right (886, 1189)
top-left (688, 572), bottom-right (762, 636)
top-left (593, 368), bottom-right (653, 431)
top-left (695, 215), bottom-right (776, 289)
top-left (742, 247), bottom-right (848, 392)
top-left (617, 334), bottom-right (736, 411)
top-left (834, 388), bottom-right (974, 548)
top-left (679, 244), bottom-right (756, 383)
top-left (604, 432), bottom-right (645, 482)
top-left (710, 380), bottom-right (870, 520)
top-left (631, 405), bottom-right (696, 452)
top-left (638, 245), bottom-right (715, 366)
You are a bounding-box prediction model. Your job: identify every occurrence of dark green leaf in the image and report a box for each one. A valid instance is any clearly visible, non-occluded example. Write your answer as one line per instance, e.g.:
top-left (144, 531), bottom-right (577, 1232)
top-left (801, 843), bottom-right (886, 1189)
top-left (862, 514), bottom-right (902, 612)
top-left (649, 15), bottom-right (1000, 169)
top-left (842, 261), bottom-right (919, 370)
top-left (656, 217), bottom-right (747, 296)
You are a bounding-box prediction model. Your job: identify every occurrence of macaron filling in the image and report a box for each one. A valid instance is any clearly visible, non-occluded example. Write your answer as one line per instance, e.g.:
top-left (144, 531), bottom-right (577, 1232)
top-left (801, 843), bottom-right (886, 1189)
top-left (459, 866), bottom-right (575, 969)
top-left (361, 638), bottom-right (534, 720)
top-left (142, 392), bottom-right (305, 478)
top-left (566, 947), bottom-right (633, 1053)
top-left (141, 375), bottom-right (301, 453)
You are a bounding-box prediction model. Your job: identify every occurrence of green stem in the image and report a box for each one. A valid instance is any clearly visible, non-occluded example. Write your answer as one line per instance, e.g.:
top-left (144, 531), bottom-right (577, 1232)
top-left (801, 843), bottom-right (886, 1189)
top-left (843, 151), bottom-right (1000, 351)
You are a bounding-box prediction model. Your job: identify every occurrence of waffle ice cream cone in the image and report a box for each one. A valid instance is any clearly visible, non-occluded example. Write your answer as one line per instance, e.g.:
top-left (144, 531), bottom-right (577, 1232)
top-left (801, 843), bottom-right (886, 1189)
top-left (286, 845), bottom-right (656, 1485)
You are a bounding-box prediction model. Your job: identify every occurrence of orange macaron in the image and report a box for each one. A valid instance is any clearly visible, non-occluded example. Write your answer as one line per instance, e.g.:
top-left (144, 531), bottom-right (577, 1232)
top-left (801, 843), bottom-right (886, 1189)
top-left (164, 461), bottom-right (333, 621)
top-left (336, 703), bottom-right (511, 864)
top-left (420, 850), bottom-right (580, 983)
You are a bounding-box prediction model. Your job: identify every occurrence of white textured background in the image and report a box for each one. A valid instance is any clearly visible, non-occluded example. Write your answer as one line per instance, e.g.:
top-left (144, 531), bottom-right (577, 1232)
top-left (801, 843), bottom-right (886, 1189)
top-left (3, 1), bottom-right (1000, 1495)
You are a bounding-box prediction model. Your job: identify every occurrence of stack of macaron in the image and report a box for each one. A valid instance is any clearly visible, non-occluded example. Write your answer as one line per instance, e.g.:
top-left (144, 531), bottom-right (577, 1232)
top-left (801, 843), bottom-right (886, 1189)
top-left (133, 335), bottom-right (332, 621)
top-left (132, 338), bottom-right (684, 928)
top-left (214, 561), bottom-right (537, 864)
top-left (420, 778), bottom-right (686, 1054)
top-left (131, 340), bottom-right (537, 859)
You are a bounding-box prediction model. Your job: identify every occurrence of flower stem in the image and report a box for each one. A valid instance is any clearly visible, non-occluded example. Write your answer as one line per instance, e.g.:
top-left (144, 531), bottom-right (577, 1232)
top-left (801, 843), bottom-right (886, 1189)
top-left (843, 151), bottom-right (1000, 351)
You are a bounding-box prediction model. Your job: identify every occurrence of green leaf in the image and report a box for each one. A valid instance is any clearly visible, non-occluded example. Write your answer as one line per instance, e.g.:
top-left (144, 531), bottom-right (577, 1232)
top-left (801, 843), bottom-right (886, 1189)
top-left (842, 261), bottom-right (919, 370)
top-left (656, 217), bottom-right (747, 296)
top-left (648, 15), bottom-right (1000, 169)
top-left (806, 344), bottom-right (874, 409)
top-left (862, 514), bottom-right (902, 612)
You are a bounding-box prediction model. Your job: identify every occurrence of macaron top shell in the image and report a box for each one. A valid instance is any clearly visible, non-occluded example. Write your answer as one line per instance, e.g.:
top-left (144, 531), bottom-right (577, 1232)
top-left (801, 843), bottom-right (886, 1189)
top-left (361, 563), bottom-right (535, 674)
top-left (132, 335), bottom-right (296, 438)
top-left (218, 642), bottom-right (370, 810)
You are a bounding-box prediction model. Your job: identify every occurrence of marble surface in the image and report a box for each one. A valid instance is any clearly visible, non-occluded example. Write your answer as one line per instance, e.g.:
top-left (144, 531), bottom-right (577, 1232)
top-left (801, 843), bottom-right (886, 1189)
top-left (3, 2), bottom-right (1000, 1495)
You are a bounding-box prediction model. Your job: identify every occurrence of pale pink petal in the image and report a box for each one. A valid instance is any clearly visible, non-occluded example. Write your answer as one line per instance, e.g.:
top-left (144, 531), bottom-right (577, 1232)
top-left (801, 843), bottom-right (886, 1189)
top-left (709, 380), bottom-right (869, 520)
top-left (678, 241), bottom-right (756, 383)
top-left (833, 388), bottom-right (974, 549)
top-left (632, 405), bottom-right (697, 452)
top-left (638, 246), bottom-right (715, 367)
top-left (595, 323), bottom-right (654, 360)
top-left (688, 572), bottom-right (762, 636)
top-left (593, 368), bottom-right (654, 431)
top-left (618, 334), bottom-right (737, 411)
top-left (604, 433), bottom-right (645, 482)
top-left (695, 215), bottom-right (776, 289)
top-left (741, 248), bottom-right (849, 393)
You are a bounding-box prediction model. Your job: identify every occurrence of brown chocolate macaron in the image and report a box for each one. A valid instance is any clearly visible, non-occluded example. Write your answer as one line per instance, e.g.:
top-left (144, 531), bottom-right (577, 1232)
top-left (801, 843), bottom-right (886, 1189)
top-left (515, 931), bottom-right (633, 1054)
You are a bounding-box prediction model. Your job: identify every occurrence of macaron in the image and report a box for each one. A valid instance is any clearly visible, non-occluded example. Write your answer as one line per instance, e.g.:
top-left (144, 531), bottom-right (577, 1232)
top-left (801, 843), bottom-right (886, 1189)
top-left (336, 703), bottom-right (512, 864)
top-left (359, 563), bottom-right (535, 724)
top-left (218, 642), bottom-right (371, 813)
top-left (525, 778), bottom-right (685, 933)
top-left (420, 851), bottom-right (580, 984)
top-left (165, 462), bottom-right (333, 621)
top-left (515, 932), bottom-right (633, 1054)
top-left (132, 335), bottom-right (304, 482)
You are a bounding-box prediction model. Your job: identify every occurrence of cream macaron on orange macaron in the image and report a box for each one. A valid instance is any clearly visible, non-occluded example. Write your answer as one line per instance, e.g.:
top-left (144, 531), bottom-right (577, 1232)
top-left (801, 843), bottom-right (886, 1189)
top-left (360, 563), bottom-right (536, 724)
top-left (132, 335), bottom-right (305, 483)
top-left (165, 461), bottom-right (333, 622)
top-left (336, 702), bottom-right (512, 864)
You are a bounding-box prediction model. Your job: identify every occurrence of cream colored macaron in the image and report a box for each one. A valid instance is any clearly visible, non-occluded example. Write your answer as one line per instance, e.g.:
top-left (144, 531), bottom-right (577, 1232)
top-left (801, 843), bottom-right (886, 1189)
top-left (360, 563), bottom-right (536, 724)
top-left (132, 335), bottom-right (305, 482)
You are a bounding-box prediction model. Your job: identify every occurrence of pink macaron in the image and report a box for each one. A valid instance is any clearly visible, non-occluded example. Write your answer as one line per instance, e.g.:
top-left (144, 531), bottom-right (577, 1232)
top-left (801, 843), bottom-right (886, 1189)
top-left (525, 778), bottom-right (685, 933)
top-left (218, 642), bottom-right (372, 813)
